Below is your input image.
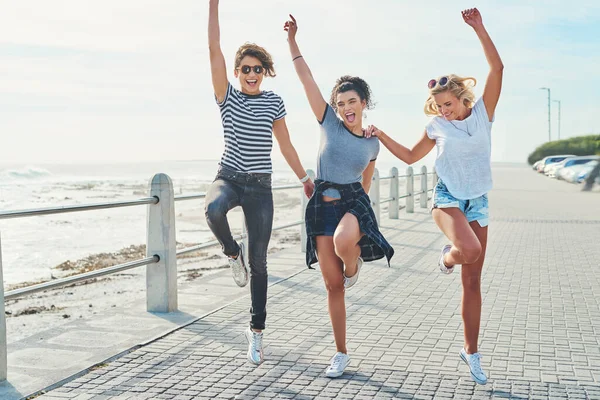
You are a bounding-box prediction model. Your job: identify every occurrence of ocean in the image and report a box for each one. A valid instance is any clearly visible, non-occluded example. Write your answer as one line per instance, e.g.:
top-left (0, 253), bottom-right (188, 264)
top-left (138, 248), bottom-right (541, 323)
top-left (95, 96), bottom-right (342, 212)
top-left (0, 159), bottom-right (417, 286)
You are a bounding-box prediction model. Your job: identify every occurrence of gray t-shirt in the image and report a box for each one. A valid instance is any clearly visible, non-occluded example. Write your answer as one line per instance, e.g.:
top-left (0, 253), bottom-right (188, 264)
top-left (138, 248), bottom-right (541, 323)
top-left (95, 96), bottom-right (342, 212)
top-left (317, 105), bottom-right (379, 198)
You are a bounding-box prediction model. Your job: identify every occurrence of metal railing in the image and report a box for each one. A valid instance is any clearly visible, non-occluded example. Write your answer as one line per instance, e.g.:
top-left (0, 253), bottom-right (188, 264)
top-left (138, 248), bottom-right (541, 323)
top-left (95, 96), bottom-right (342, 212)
top-left (0, 165), bottom-right (435, 380)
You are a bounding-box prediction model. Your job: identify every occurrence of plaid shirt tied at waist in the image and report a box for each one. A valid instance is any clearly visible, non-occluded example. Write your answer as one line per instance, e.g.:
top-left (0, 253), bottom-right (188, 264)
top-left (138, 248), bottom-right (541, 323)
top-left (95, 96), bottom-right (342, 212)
top-left (305, 179), bottom-right (395, 268)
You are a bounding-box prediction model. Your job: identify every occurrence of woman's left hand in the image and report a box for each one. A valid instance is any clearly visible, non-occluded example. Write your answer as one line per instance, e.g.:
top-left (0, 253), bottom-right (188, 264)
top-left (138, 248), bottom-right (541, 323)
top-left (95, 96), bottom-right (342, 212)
top-left (364, 124), bottom-right (383, 139)
top-left (461, 8), bottom-right (483, 28)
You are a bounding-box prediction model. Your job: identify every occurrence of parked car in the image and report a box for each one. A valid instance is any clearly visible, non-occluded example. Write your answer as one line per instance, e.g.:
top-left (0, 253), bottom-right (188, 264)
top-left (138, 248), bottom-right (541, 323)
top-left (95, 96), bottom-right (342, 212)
top-left (576, 160), bottom-right (600, 183)
top-left (536, 155), bottom-right (575, 173)
top-left (532, 160), bottom-right (542, 170)
top-left (549, 156), bottom-right (600, 179)
top-left (560, 160), bottom-right (599, 183)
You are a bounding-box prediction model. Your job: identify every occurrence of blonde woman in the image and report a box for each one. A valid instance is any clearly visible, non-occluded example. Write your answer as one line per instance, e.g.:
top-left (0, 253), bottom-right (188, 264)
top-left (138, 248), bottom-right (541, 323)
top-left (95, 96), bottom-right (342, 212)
top-left (365, 8), bottom-right (503, 385)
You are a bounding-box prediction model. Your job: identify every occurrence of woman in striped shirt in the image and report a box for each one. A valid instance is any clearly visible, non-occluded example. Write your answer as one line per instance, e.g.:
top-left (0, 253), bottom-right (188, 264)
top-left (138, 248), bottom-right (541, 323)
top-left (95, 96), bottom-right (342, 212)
top-left (206, 0), bottom-right (314, 366)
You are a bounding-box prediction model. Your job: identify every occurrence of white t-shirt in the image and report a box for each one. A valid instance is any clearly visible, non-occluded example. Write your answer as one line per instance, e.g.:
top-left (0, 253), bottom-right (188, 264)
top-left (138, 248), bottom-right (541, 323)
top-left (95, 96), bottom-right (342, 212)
top-left (426, 97), bottom-right (494, 200)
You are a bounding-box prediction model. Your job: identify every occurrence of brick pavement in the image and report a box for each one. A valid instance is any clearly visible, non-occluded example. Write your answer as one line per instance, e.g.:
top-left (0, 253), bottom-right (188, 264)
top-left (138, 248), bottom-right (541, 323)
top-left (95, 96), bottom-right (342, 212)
top-left (35, 167), bottom-right (600, 399)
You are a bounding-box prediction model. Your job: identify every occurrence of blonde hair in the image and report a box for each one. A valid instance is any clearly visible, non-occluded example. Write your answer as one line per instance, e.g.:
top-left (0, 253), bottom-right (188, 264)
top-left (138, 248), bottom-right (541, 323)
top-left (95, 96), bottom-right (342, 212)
top-left (424, 74), bottom-right (477, 116)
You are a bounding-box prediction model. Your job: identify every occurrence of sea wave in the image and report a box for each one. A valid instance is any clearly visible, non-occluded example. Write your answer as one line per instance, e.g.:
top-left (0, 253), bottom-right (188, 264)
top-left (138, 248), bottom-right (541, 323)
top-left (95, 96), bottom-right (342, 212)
top-left (0, 166), bottom-right (52, 181)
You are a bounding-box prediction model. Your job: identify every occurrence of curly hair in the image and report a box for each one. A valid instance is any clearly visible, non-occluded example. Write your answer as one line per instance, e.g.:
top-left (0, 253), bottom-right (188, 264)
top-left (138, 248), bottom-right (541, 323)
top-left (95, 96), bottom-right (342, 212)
top-left (329, 75), bottom-right (374, 111)
top-left (424, 74), bottom-right (477, 116)
top-left (234, 43), bottom-right (276, 77)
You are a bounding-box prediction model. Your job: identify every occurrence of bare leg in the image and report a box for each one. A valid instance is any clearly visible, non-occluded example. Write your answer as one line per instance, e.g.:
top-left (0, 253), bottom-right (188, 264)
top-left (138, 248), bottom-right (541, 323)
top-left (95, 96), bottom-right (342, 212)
top-left (432, 208), bottom-right (482, 266)
top-left (333, 213), bottom-right (363, 278)
top-left (461, 221), bottom-right (488, 354)
top-left (316, 236), bottom-right (347, 354)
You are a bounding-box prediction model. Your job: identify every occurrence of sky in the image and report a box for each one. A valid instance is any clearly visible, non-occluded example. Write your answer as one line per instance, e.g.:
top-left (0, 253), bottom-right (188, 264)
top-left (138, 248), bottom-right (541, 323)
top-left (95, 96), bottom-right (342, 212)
top-left (1, 0), bottom-right (599, 168)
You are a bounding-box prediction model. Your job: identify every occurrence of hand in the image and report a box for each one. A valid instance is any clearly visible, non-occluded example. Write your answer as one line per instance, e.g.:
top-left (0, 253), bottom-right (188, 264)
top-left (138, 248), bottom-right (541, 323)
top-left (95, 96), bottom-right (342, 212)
top-left (364, 124), bottom-right (383, 139)
top-left (283, 14), bottom-right (298, 41)
top-left (303, 178), bottom-right (315, 198)
top-left (462, 8), bottom-right (483, 28)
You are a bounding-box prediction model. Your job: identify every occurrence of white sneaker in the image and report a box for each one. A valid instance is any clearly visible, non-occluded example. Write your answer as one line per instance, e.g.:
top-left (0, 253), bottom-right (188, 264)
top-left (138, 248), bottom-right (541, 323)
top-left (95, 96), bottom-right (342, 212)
top-left (439, 244), bottom-right (455, 274)
top-left (325, 352), bottom-right (350, 378)
top-left (244, 327), bottom-right (264, 365)
top-left (343, 257), bottom-right (363, 289)
top-left (460, 348), bottom-right (488, 385)
top-left (229, 242), bottom-right (249, 287)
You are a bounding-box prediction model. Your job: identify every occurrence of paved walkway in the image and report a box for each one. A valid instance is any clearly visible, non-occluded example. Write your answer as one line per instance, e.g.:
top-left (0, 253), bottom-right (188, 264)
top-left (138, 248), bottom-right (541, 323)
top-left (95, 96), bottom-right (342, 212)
top-left (17, 166), bottom-right (600, 398)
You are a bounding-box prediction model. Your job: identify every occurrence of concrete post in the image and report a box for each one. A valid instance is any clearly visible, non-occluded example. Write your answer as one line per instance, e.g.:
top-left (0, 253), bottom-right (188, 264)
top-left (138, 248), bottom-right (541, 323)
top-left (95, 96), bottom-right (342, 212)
top-left (300, 169), bottom-right (315, 252)
top-left (372, 168), bottom-right (381, 224)
top-left (0, 235), bottom-right (7, 381)
top-left (406, 167), bottom-right (414, 213)
top-left (420, 166), bottom-right (428, 209)
top-left (433, 167), bottom-right (438, 187)
top-left (146, 174), bottom-right (177, 313)
top-left (389, 167), bottom-right (399, 219)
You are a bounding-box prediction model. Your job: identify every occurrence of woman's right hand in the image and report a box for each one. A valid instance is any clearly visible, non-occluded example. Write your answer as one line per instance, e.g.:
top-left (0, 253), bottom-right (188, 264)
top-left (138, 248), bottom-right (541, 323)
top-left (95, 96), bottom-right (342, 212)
top-left (283, 14), bottom-right (298, 41)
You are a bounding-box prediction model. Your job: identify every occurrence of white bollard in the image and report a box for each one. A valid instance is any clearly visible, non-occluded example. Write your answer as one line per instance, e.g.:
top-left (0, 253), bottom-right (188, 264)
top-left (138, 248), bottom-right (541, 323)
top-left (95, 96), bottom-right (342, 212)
top-left (389, 167), bottom-right (399, 219)
top-left (300, 169), bottom-right (315, 252)
top-left (371, 168), bottom-right (381, 224)
top-left (420, 166), bottom-right (428, 209)
top-left (0, 235), bottom-right (7, 381)
top-left (146, 173), bottom-right (178, 313)
top-left (406, 167), bottom-right (414, 213)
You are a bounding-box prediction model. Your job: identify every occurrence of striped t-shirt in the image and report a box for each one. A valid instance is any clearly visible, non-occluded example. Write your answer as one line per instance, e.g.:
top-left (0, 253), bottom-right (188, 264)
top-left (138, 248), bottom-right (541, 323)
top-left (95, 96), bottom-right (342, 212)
top-left (216, 83), bottom-right (286, 173)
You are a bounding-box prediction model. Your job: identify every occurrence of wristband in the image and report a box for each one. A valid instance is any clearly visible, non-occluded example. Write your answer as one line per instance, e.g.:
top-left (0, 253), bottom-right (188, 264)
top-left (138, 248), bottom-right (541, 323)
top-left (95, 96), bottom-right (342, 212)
top-left (300, 174), bottom-right (310, 183)
top-left (292, 55), bottom-right (303, 62)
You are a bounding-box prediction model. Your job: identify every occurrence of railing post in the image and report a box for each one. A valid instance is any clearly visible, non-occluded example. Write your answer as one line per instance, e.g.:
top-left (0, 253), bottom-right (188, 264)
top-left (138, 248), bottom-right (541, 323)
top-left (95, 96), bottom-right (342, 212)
top-left (301, 169), bottom-right (315, 252)
top-left (432, 167), bottom-right (438, 186)
top-left (146, 173), bottom-right (177, 313)
top-left (371, 168), bottom-right (381, 224)
top-left (389, 167), bottom-right (399, 219)
top-left (406, 167), bottom-right (414, 213)
top-left (420, 165), bottom-right (428, 208)
top-left (0, 235), bottom-right (7, 381)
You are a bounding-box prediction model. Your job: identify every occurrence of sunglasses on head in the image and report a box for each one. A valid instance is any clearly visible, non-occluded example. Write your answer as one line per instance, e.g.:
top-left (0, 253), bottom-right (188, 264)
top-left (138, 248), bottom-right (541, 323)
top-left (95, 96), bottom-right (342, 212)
top-left (238, 65), bottom-right (264, 75)
top-left (428, 76), bottom-right (450, 89)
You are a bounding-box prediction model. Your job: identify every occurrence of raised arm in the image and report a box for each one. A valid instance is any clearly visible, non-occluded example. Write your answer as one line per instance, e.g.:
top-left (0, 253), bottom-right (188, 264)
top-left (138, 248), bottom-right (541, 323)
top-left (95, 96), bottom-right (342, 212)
top-left (366, 127), bottom-right (435, 165)
top-left (284, 15), bottom-right (327, 121)
top-left (462, 8), bottom-right (504, 122)
top-left (209, 0), bottom-right (228, 103)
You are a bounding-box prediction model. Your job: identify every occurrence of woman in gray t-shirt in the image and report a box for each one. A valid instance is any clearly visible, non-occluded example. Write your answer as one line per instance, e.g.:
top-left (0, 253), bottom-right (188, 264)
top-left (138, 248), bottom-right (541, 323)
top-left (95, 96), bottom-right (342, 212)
top-left (284, 15), bottom-right (393, 379)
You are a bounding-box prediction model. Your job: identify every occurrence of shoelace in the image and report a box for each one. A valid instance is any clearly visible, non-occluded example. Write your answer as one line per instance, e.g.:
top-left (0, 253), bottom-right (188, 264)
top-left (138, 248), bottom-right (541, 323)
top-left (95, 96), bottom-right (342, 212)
top-left (330, 353), bottom-right (346, 369)
top-left (469, 353), bottom-right (483, 374)
top-left (251, 332), bottom-right (263, 352)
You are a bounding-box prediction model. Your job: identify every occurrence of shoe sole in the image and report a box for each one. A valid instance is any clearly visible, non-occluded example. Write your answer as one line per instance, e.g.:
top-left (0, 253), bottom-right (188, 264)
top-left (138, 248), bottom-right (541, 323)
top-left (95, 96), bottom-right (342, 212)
top-left (439, 246), bottom-right (454, 274)
top-left (325, 359), bottom-right (350, 378)
top-left (344, 258), bottom-right (362, 289)
top-left (244, 329), bottom-right (263, 365)
top-left (460, 352), bottom-right (487, 385)
top-left (232, 243), bottom-right (250, 287)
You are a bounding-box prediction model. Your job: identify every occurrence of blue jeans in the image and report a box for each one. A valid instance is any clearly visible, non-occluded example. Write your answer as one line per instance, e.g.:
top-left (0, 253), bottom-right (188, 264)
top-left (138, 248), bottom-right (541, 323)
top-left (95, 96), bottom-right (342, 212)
top-left (432, 179), bottom-right (489, 227)
top-left (204, 166), bottom-right (273, 330)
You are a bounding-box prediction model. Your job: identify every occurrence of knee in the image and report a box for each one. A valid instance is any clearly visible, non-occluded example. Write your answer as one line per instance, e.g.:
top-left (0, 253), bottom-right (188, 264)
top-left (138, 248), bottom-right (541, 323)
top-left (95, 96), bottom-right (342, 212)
top-left (325, 279), bottom-right (345, 295)
top-left (333, 232), bottom-right (355, 258)
top-left (459, 242), bottom-right (482, 264)
top-left (205, 200), bottom-right (227, 224)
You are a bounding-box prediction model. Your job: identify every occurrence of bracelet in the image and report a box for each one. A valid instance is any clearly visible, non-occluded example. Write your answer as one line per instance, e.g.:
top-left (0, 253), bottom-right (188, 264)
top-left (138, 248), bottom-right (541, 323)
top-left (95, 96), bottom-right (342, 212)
top-left (300, 174), bottom-right (310, 183)
top-left (292, 55), bottom-right (303, 62)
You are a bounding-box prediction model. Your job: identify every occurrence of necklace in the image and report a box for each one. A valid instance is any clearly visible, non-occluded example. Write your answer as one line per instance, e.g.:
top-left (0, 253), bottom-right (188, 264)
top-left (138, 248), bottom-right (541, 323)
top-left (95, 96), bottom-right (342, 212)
top-left (449, 120), bottom-right (471, 136)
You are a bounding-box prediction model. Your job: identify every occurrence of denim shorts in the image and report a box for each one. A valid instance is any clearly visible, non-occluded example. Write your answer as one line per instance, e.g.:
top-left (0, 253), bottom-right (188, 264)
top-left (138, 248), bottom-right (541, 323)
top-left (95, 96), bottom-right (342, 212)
top-left (322, 200), bottom-right (349, 236)
top-left (432, 179), bottom-right (489, 227)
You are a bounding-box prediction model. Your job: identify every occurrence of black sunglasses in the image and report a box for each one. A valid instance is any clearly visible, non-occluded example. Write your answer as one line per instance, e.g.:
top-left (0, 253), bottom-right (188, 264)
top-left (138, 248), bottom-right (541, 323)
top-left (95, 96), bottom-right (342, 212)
top-left (238, 65), bottom-right (264, 75)
top-left (428, 76), bottom-right (449, 89)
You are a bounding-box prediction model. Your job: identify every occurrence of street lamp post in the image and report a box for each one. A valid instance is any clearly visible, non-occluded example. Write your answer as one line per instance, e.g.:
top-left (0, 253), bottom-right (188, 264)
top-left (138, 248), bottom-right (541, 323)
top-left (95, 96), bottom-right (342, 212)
top-left (540, 87), bottom-right (551, 142)
top-left (553, 99), bottom-right (561, 140)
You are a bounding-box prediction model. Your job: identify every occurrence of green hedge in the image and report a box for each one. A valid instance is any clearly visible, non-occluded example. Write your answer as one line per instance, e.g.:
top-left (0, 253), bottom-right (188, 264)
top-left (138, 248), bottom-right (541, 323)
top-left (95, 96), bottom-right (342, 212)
top-left (527, 135), bottom-right (600, 165)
